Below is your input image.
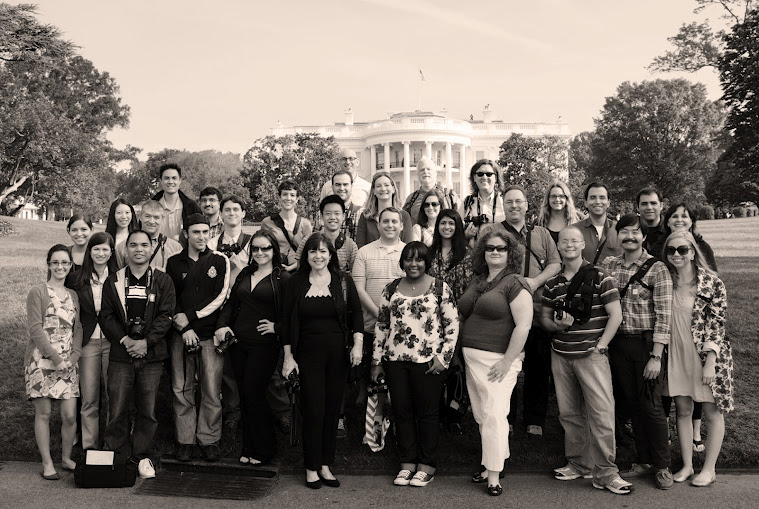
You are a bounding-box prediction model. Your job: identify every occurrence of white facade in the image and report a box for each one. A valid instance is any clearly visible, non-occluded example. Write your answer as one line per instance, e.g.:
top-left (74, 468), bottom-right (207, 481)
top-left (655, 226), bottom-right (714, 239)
top-left (271, 107), bottom-right (571, 200)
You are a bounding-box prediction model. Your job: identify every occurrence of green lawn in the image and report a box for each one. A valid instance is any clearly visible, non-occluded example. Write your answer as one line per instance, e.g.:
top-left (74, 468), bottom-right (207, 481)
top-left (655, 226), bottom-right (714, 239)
top-left (1, 215), bottom-right (757, 471)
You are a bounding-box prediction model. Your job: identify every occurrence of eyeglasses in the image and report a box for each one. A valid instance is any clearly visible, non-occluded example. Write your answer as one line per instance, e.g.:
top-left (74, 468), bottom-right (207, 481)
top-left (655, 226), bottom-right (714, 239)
top-left (665, 246), bottom-right (691, 256)
top-left (484, 245), bottom-right (508, 253)
top-left (558, 239), bottom-right (583, 246)
top-left (341, 157), bottom-right (358, 162)
top-left (550, 194), bottom-right (567, 200)
top-left (475, 172), bottom-right (495, 178)
top-left (504, 200), bottom-right (526, 206)
top-left (49, 261), bottom-right (72, 267)
top-left (251, 245), bottom-right (273, 253)
top-left (423, 202), bottom-right (440, 208)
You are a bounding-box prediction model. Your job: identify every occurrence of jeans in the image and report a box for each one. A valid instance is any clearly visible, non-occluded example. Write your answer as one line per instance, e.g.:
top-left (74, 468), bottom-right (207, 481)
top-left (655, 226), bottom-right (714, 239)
top-left (551, 350), bottom-right (619, 484)
top-left (609, 333), bottom-right (670, 469)
top-left (170, 332), bottom-right (225, 446)
top-left (80, 336), bottom-right (110, 449)
top-left (104, 359), bottom-right (163, 460)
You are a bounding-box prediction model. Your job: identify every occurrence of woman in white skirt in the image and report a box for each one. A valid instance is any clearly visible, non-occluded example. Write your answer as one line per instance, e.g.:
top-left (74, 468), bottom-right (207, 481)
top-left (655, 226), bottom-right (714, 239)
top-left (458, 230), bottom-right (533, 496)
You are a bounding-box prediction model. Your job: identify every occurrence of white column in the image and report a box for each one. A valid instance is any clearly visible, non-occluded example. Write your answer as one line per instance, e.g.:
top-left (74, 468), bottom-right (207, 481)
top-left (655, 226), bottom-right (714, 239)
top-left (384, 143), bottom-right (391, 172)
top-left (370, 145), bottom-right (377, 177)
top-left (460, 144), bottom-right (468, 197)
top-left (445, 142), bottom-right (453, 189)
top-left (425, 141), bottom-right (433, 159)
top-left (403, 141), bottom-right (411, 200)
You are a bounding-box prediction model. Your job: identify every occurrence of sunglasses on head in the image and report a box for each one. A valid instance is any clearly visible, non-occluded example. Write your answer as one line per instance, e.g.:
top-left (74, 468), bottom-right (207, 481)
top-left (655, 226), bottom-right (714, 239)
top-left (251, 245), bottom-right (273, 253)
top-left (665, 246), bottom-right (691, 256)
top-left (484, 245), bottom-right (508, 253)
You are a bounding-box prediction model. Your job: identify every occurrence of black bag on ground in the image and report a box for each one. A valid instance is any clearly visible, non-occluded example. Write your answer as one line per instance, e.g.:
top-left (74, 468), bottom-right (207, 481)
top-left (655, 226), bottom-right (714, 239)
top-left (74, 450), bottom-right (138, 488)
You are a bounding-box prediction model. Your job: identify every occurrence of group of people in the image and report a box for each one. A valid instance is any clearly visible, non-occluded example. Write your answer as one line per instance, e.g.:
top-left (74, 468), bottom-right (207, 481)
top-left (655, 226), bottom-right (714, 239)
top-left (25, 151), bottom-right (732, 497)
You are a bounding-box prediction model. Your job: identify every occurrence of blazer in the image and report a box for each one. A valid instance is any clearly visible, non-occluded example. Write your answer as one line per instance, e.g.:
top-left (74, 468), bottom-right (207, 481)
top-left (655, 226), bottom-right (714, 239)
top-left (25, 284), bottom-right (83, 368)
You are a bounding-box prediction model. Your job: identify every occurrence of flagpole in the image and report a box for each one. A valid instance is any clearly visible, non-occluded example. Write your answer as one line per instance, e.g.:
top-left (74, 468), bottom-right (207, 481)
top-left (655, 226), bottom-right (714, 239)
top-left (417, 65), bottom-right (421, 110)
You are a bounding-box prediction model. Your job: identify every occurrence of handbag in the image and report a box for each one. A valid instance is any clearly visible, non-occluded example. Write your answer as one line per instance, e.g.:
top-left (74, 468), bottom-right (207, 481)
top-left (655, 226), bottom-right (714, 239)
top-left (74, 450), bottom-right (138, 488)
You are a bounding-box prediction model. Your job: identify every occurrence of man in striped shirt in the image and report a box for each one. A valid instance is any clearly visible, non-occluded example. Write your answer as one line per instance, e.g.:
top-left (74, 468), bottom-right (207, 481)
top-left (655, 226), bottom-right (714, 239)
top-left (541, 225), bottom-right (630, 495)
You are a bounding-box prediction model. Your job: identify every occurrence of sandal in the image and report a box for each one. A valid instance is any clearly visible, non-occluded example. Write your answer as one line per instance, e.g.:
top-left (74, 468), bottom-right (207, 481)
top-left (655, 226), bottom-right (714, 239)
top-left (693, 439), bottom-right (705, 453)
top-left (487, 484), bottom-right (503, 496)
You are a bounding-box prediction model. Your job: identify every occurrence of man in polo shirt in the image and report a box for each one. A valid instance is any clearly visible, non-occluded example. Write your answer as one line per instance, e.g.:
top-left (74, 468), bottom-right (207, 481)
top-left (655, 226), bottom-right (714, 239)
top-left (296, 195), bottom-right (358, 273)
top-left (482, 185), bottom-right (561, 437)
top-left (199, 187), bottom-right (224, 239)
top-left (571, 182), bottom-right (621, 266)
top-left (401, 156), bottom-right (459, 221)
top-left (541, 225), bottom-right (630, 495)
top-left (330, 169), bottom-right (363, 240)
top-left (601, 214), bottom-right (673, 490)
top-left (636, 188), bottom-right (666, 259)
top-left (319, 148), bottom-right (371, 207)
top-left (166, 214), bottom-right (230, 462)
top-left (351, 206), bottom-right (406, 437)
top-left (151, 163), bottom-right (202, 244)
top-left (100, 230), bottom-right (176, 480)
top-left (115, 200), bottom-right (183, 271)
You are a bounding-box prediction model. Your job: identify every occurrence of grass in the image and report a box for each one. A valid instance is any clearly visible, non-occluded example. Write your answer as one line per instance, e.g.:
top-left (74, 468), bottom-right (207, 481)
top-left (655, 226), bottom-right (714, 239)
top-left (1, 215), bottom-right (758, 471)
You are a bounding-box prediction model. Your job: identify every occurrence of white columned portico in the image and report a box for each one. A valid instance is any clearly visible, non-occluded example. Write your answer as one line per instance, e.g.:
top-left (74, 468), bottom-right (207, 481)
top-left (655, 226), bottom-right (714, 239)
top-left (425, 141), bottom-right (433, 160)
top-left (460, 144), bottom-right (468, 197)
top-left (445, 142), bottom-right (453, 189)
top-left (403, 141), bottom-right (411, 199)
top-left (383, 143), bottom-right (391, 172)
top-left (370, 145), bottom-right (377, 176)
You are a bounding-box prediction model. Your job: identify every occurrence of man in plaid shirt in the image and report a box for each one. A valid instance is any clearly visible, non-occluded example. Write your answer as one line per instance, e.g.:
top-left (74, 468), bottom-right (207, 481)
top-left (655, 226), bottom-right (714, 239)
top-left (601, 214), bottom-right (673, 491)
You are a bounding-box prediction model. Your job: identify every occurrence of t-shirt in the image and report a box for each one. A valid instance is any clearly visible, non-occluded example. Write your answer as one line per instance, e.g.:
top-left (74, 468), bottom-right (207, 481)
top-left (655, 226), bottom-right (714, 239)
top-left (126, 269), bottom-right (149, 324)
top-left (351, 240), bottom-right (406, 332)
top-left (541, 264), bottom-right (620, 357)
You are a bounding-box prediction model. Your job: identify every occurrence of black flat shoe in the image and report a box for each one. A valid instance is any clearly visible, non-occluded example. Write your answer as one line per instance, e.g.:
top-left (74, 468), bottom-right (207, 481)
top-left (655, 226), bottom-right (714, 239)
top-left (306, 478), bottom-right (322, 489)
top-left (472, 465), bottom-right (506, 483)
top-left (318, 472), bottom-right (340, 488)
top-left (487, 484), bottom-right (503, 496)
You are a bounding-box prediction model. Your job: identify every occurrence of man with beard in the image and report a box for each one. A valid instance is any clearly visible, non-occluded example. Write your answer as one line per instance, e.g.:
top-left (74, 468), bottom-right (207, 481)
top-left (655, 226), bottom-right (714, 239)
top-left (571, 182), bottom-right (621, 266)
top-left (401, 156), bottom-right (459, 222)
top-left (601, 214), bottom-right (673, 490)
top-left (199, 187), bottom-right (224, 239)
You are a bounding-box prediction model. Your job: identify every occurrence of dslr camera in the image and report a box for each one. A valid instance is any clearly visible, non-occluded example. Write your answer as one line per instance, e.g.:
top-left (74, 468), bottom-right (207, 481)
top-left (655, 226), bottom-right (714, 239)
top-left (127, 317), bottom-right (146, 340)
top-left (214, 330), bottom-right (238, 355)
top-left (465, 214), bottom-right (489, 228)
top-left (368, 375), bottom-right (389, 396)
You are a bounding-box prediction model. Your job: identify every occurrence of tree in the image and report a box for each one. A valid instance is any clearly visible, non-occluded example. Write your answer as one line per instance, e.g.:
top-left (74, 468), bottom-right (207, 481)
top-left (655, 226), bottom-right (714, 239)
top-left (0, 3), bottom-right (73, 63)
top-left (241, 133), bottom-right (341, 222)
top-left (587, 79), bottom-right (725, 201)
top-left (715, 8), bottom-right (759, 205)
top-left (498, 134), bottom-right (570, 214)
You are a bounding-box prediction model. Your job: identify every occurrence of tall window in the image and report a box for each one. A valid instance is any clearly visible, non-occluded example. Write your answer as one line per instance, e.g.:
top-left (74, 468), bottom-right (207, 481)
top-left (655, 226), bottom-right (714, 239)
top-left (412, 149), bottom-right (422, 165)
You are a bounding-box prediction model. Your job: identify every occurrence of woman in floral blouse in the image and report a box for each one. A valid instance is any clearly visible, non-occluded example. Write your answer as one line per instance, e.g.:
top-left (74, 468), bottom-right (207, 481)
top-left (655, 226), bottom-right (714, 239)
top-left (371, 241), bottom-right (460, 488)
top-left (428, 209), bottom-right (474, 302)
top-left (662, 231), bottom-right (732, 487)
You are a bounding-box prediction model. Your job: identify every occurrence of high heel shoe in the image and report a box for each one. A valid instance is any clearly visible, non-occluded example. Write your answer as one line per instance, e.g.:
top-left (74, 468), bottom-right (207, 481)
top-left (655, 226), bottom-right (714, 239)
top-left (306, 477), bottom-right (322, 489)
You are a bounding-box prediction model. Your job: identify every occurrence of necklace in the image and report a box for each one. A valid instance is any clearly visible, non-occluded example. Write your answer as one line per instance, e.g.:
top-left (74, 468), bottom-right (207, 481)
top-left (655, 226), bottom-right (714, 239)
top-left (309, 273), bottom-right (331, 296)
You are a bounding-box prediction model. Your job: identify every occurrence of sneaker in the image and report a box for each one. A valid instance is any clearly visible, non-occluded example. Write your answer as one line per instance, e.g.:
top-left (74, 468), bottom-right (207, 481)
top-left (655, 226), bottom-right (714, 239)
top-left (592, 474), bottom-right (632, 495)
top-left (394, 469), bottom-right (415, 486)
top-left (202, 444), bottom-right (220, 462)
top-left (526, 425), bottom-right (543, 437)
top-left (409, 471), bottom-right (434, 487)
top-left (337, 416), bottom-right (347, 439)
top-left (619, 463), bottom-right (654, 479)
top-left (655, 467), bottom-right (674, 490)
top-left (176, 444), bottom-right (193, 462)
top-left (554, 464), bottom-right (592, 481)
top-left (138, 458), bottom-right (156, 479)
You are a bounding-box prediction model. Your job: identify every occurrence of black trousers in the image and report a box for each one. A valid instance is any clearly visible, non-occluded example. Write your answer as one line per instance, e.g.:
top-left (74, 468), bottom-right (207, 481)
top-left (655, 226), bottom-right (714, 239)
top-left (297, 333), bottom-right (347, 471)
top-left (230, 340), bottom-right (278, 462)
top-left (508, 326), bottom-right (552, 427)
top-left (609, 333), bottom-right (670, 469)
top-left (385, 361), bottom-right (446, 469)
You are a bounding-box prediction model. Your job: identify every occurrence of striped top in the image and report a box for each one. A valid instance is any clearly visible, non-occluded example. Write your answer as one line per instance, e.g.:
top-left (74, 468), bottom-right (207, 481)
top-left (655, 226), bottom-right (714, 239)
top-left (351, 239), bottom-right (406, 332)
top-left (542, 264), bottom-right (620, 357)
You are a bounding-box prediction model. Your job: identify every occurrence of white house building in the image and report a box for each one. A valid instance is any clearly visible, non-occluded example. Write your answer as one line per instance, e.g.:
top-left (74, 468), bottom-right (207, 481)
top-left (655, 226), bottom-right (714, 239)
top-left (271, 106), bottom-right (571, 200)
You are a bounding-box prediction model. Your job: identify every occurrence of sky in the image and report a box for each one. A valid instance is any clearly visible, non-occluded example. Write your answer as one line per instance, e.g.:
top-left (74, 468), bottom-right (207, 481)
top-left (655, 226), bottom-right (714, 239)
top-left (28, 0), bottom-right (725, 158)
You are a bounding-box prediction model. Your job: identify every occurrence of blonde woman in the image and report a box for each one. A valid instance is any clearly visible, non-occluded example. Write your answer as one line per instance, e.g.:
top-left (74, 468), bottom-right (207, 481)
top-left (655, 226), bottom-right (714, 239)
top-left (537, 181), bottom-right (581, 244)
top-left (355, 171), bottom-right (414, 248)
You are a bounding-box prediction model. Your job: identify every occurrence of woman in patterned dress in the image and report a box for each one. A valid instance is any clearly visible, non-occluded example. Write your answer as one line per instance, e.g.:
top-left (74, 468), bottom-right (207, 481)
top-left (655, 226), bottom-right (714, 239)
top-left (25, 244), bottom-right (83, 479)
top-left (662, 231), bottom-right (733, 487)
top-left (428, 209), bottom-right (474, 302)
top-left (371, 241), bottom-right (460, 488)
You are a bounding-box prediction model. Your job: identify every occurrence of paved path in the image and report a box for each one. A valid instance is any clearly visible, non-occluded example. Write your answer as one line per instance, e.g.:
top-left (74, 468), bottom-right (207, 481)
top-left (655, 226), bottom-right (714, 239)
top-left (2, 461), bottom-right (758, 509)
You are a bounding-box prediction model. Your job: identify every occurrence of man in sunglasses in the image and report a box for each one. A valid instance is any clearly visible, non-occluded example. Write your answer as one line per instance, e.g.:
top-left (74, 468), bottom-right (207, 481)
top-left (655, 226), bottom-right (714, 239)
top-left (601, 214), bottom-right (673, 490)
top-left (166, 214), bottom-right (231, 463)
top-left (319, 148), bottom-right (371, 208)
top-left (401, 156), bottom-right (459, 221)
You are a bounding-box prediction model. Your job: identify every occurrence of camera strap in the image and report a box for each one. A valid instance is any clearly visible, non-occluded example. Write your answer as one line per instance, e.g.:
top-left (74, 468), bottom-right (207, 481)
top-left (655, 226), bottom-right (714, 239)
top-left (500, 221), bottom-right (545, 277)
top-left (147, 234), bottom-right (166, 267)
top-left (124, 265), bottom-right (153, 323)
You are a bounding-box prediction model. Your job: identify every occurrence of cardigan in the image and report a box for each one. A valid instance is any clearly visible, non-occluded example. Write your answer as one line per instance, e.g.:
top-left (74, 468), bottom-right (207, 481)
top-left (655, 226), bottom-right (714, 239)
top-left (26, 284), bottom-right (83, 368)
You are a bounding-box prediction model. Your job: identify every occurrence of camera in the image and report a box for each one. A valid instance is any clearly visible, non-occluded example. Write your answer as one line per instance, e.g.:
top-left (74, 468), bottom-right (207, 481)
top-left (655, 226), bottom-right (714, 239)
top-left (127, 317), bottom-right (146, 340)
top-left (465, 214), bottom-right (488, 228)
top-left (284, 370), bottom-right (300, 395)
top-left (368, 375), bottom-right (388, 396)
top-left (214, 330), bottom-right (238, 355)
top-left (218, 242), bottom-right (242, 257)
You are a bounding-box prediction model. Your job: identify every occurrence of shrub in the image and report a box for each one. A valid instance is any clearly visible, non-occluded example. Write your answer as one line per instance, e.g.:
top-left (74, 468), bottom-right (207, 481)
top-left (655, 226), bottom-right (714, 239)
top-left (732, 206), bottom-right (747, 218)
top-left (697, 205), bottom-right (715, 220)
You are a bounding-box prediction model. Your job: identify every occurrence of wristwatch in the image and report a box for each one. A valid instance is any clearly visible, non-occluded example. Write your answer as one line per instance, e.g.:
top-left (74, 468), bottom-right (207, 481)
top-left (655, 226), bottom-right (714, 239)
top-left (649, 353), bottom-right (662, 361)
top-left (595, 346), bottom-right (608, 355)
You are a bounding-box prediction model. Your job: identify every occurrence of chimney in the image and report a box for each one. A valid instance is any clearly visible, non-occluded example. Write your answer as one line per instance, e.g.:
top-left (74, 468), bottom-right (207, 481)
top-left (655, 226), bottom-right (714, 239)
top-left (344, 108), bottom-right (354, 126)
top-left (482, 104), bottom-right (494, 124)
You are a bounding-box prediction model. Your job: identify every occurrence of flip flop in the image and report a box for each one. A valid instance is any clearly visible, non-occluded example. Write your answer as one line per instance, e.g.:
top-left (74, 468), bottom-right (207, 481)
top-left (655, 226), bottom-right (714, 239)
top-left (41, 472), bottom-right (60, 481)
top-left (693, 439), bottom-right (705, 453)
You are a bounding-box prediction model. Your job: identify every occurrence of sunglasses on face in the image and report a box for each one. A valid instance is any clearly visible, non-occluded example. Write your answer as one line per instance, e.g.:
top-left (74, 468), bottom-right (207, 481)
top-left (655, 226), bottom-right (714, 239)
top-left (666, 246), bottom-right (691, 256)
top-left (423, 202), bottom-right (440, 208)
top-left (475, 172), bottom-right (495, 178)
top-left (484, 245), bottom-right (508, 253)
top-left (251, 245), bottom-right (273, 253)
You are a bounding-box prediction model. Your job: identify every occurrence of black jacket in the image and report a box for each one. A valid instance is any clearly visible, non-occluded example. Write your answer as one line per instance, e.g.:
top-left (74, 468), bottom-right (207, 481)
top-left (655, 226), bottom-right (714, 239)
top-left (99, 267), bottom-right (176, 363)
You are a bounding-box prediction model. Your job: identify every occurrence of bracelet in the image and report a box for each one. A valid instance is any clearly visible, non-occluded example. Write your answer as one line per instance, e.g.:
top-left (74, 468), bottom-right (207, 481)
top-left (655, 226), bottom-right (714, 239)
top-left (649, 354), bottom-right (661, 361)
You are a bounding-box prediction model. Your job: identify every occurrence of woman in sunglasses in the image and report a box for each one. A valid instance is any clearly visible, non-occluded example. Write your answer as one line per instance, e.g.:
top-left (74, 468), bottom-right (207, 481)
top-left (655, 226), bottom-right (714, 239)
top-left (537, 181), bottom-right (582, 245)
top-left (661, 231), bottom-right (732, 487)
top-left (458, 230), bottom-right (532, 496)
top-left (215, 230), bottom-right (290, 466)
top-left (458, 160), bottom-right (505, 245)
top-left (412, 189), bottom-right (445, 247)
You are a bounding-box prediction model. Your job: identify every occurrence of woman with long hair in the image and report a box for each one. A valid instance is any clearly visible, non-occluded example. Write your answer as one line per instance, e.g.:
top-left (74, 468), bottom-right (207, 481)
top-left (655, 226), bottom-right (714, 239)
top-left (215, 230), bottom-right (290, 465)
top-left (281, 233), bottom-right (364, 488)
top-left (428, 209), bottom-right (474, 302)
top-left (662, 231), bottom-right (732, 487)
top-left (459, 230), bottom-right (532, 496)
top-left (66, 214), bottom-right (94, 270)
top-left (105, 198), bottom-right (138, 247)
top-left (458, 160), bottom-right (506, 245)
top-left (25, 244), bottom-right (83, 479)
top-left (355, 171), bottom-right (414, 248)
top-left (260, 180), bottom-right (313, 272)
top-left (412, 189), bottom-right (445, 247)
top-left (536, 181), bottom-right (581, 244)
top-left (371, 242), bottom-right (459, 487)
top-left (66, 232), bottom-right (117, 450)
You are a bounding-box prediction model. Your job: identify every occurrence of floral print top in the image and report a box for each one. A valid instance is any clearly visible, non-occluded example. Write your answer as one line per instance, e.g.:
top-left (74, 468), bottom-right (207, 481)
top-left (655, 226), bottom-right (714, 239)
top-left (372, 278), bottom-right (460, 367)
top-left (428, 250), bottom-right (474, 303)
